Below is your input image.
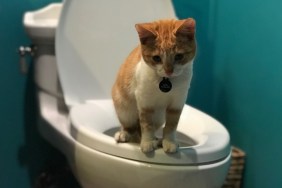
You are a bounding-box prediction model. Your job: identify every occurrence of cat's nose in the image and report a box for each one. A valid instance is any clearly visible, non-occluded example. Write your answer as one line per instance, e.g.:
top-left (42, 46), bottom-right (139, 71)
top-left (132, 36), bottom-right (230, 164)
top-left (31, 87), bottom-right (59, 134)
top-left (165, 70), bottom-right (173, 76)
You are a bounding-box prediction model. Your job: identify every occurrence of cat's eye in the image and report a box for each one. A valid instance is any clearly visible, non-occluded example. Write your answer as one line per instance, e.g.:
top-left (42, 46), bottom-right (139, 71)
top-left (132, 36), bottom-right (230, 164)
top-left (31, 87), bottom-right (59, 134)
top-left (175, 54), bottom-right (184, 61)
top-left (152, 55), bottom-right (162, 63)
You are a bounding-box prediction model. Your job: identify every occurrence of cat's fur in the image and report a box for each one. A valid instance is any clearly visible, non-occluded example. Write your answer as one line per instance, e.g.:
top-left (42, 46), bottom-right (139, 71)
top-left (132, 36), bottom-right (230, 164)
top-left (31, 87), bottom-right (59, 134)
top-left (112, 18), bottom-right (196, 153)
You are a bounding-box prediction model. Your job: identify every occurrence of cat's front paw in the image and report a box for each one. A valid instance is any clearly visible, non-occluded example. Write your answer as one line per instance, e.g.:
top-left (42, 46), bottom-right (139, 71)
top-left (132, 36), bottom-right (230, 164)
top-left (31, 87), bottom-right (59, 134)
top-left (162, 139), bottom-right (179, 153)
top-left (114, 131), bottom-right (130, 143)
top-left (140, 140), bottom-right (159, 153)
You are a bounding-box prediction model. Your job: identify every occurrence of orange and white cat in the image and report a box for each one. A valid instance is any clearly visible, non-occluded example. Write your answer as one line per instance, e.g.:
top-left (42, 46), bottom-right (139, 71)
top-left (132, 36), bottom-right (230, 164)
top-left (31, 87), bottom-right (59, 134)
top-left (112, 18), bottom-right (196, 153)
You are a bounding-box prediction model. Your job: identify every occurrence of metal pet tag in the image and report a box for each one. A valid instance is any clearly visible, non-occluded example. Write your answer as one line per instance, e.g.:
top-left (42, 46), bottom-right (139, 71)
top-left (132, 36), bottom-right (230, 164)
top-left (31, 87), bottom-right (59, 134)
top-left (159, 77), bottom-right (172, 93)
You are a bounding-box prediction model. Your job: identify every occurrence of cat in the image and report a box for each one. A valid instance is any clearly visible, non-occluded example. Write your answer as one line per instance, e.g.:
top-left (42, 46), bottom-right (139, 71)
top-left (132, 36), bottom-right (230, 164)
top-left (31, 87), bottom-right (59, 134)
top-left (112, 18), bottom-right (196, 153)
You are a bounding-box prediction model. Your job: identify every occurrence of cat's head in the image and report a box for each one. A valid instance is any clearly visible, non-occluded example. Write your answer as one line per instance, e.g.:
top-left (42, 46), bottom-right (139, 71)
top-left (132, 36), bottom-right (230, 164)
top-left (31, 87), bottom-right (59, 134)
top-left (135, 18), bottom-right (196, 77)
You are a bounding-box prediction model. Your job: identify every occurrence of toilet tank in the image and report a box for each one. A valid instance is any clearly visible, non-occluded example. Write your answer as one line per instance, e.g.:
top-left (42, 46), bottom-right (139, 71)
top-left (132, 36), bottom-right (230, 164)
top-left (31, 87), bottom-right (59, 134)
top-left (23, 3), bottom-right (63, 98)
top-left (56, 0), bottom-right (176, 106)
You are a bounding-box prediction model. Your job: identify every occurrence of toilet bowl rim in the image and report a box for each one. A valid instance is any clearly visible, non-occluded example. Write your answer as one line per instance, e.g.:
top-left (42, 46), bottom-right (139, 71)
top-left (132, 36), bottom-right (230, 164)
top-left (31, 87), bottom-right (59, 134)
top-left (69, 99), bottom-right (231, 165)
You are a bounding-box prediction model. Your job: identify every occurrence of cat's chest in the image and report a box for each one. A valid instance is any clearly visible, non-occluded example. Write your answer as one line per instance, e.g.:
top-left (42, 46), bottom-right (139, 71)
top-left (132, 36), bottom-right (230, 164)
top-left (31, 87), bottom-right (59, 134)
top-left (134, 78), bottom-right (187, 109)
top-left (137, 76), bottom-right (185, 93)
top-left (134, 63), bottom-right (189, 107)
top-left (135, 62), bottom-right (189, 91)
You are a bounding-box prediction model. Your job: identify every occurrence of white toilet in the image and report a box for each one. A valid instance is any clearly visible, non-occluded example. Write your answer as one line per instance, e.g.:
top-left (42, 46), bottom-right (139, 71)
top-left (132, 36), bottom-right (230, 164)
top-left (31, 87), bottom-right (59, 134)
top-left (23, 1), bottom-right (231, 188)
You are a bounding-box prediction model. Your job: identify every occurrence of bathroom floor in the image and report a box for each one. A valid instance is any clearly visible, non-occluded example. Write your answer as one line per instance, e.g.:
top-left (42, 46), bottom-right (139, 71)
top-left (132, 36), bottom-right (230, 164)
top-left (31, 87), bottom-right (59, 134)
top-left (34, 164), bottom-right (80, 188)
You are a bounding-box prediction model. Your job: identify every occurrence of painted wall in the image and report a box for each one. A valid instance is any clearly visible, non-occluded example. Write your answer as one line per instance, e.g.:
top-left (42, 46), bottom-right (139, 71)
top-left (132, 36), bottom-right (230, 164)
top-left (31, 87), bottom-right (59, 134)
top-left (0, 1), bottom-right (62, 188)
top-left (1, 0), bottom-right (281, 187)
top-left (174, 0), bottom-right (282, 187)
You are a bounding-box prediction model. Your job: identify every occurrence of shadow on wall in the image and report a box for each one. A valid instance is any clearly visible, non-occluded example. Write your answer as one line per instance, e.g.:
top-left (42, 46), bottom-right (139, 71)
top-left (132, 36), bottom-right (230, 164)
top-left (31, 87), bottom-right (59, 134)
top-left (10, 0), bottom-right (79, 187)
top-left (172, 0), bottom-right (217, 114)
top-left (18, 63), bottom-right (79, 188)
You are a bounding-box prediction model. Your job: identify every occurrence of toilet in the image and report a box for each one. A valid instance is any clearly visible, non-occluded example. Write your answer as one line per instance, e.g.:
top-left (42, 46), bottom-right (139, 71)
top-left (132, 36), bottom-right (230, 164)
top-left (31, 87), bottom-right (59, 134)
top-left (23, 1), bottom-right (231, 188)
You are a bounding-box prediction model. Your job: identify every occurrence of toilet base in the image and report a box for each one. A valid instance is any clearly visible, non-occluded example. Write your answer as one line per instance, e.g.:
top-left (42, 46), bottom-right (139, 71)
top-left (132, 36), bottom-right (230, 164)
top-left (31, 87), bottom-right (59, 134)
top-left (74, 142), bottom-right (231, 188)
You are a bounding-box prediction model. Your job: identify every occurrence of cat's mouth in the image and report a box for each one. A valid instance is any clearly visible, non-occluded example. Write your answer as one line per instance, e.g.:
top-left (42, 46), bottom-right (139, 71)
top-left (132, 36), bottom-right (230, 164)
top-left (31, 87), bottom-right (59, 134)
top-left (157, 71), bottom-right (182, 78)
top-left (156, 66), bottom-right (184, 78)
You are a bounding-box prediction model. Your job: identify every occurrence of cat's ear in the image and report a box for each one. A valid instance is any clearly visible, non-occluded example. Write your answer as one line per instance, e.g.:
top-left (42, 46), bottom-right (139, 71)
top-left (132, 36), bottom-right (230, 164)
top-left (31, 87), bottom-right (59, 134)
top-left (176, 18), bottom-right (196, 40)
top-left (135, 23), bottom-right (156, 45)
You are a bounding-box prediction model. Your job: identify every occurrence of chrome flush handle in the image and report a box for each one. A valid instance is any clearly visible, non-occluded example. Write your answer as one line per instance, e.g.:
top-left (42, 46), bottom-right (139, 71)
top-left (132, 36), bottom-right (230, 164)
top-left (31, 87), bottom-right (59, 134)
top-left (17, 45), bottom-right (36, 74)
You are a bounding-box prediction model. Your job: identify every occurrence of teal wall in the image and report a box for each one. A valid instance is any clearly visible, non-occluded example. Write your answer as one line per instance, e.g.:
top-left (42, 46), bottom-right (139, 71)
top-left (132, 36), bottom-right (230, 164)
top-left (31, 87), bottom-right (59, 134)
top-left (1, 0), bottom-right (282, 188)
top-left (174, 0), bottom-right (282, 187)
top-left (0, 1), bottom-right (62, 188)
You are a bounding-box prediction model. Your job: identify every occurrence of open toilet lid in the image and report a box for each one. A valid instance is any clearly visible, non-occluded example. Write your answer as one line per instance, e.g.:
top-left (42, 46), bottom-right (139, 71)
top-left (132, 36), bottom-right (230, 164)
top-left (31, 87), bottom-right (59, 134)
top-left (56, 0), bottom-right (176, 106)
top-left (70, 100), bottom-right (231, 165)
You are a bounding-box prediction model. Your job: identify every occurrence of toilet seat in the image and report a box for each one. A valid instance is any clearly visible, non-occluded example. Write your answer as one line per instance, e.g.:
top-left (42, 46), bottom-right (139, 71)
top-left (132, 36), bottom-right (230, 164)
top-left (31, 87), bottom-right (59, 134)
top-left (70, 100), bottom-right (230, 165)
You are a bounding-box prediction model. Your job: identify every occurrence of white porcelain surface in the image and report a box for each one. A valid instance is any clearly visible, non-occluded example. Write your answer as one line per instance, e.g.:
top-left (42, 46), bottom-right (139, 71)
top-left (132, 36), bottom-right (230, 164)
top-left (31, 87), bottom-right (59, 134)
top-left (74, 139), bottom-right (231, 188)
top-left (38, 92), bottom-right (231, 188)
top-left (56, 0), bottom-right (176, 106)
top-left (24, 3), bottom-right (62, 43)
top-left (23, 3), bottom-right (62, 95)
top-left (70, 100), bottom-right (230, 165)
